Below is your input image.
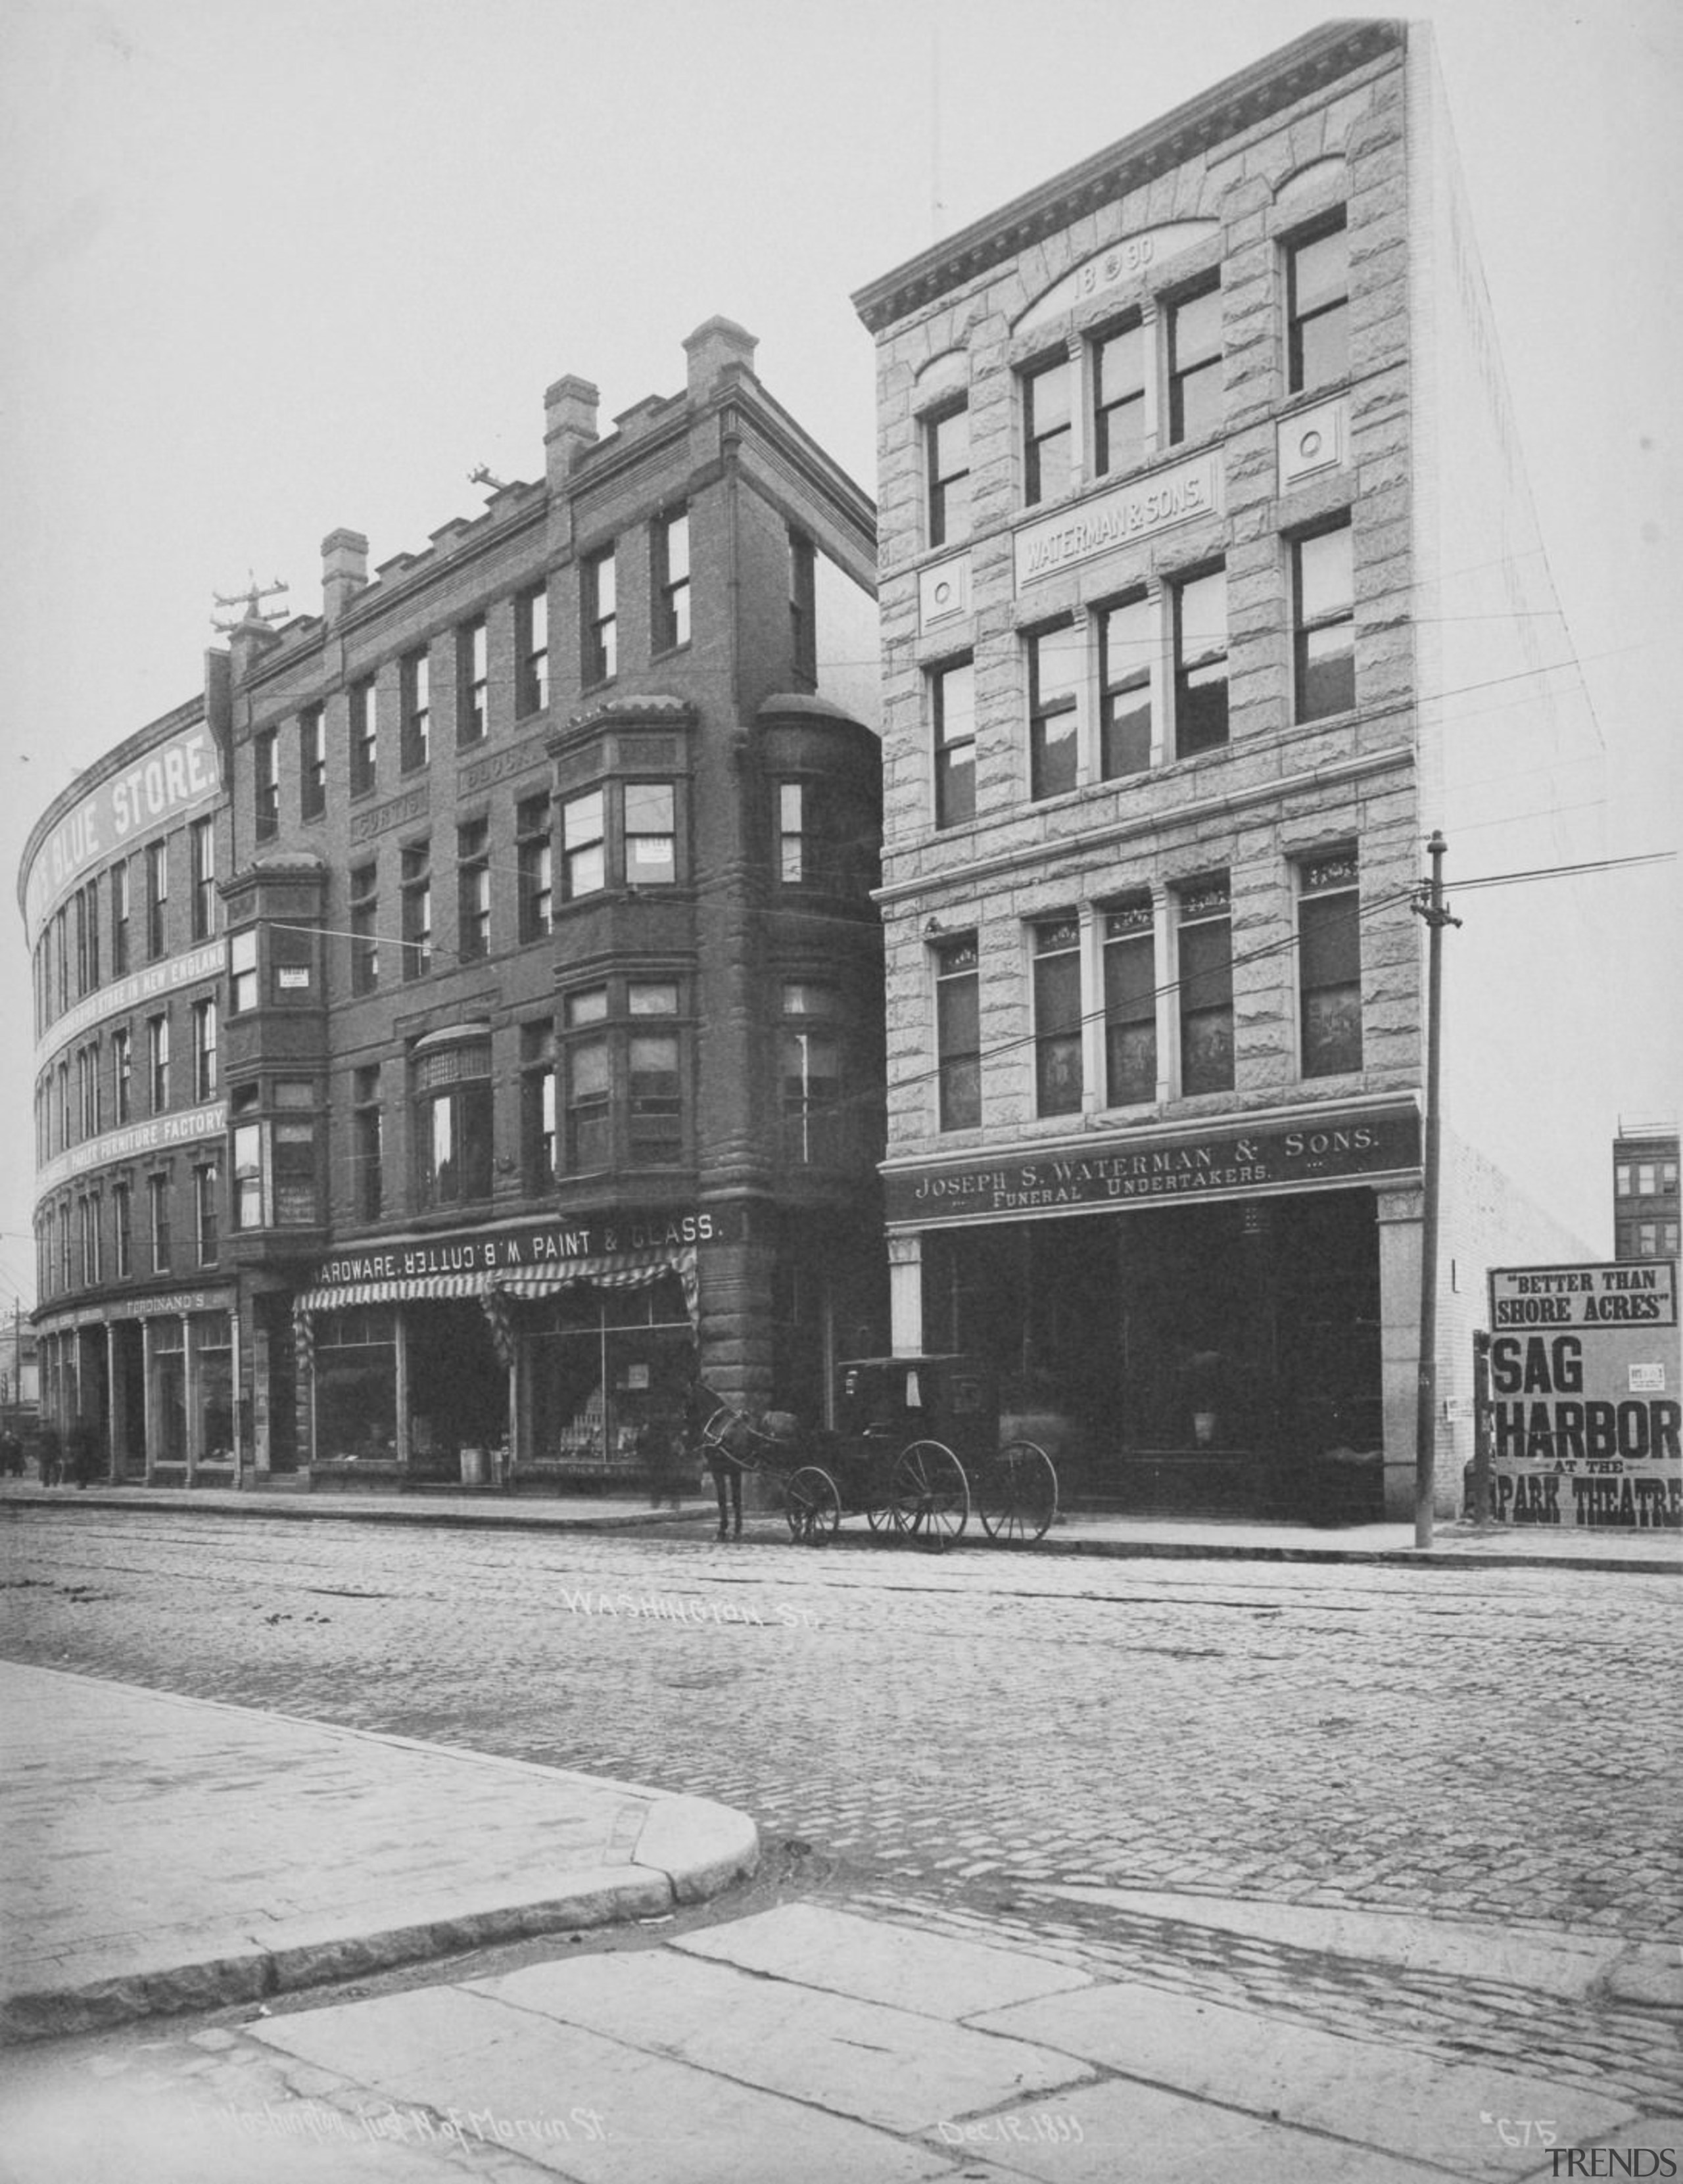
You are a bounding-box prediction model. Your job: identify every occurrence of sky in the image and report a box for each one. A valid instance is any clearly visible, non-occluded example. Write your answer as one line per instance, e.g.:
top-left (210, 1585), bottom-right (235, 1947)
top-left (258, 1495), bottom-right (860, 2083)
top-left (1, 0), bottom-right (1678, 1310)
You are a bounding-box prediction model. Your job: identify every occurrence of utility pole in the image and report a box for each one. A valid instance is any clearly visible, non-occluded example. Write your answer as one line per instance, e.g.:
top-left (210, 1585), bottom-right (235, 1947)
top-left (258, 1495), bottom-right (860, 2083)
top-left (1411, 830), bottom-right (1460, 1548)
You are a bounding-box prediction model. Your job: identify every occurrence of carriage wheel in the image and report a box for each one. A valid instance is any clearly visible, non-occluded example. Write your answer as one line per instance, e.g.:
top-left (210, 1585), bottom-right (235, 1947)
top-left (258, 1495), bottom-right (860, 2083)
top-left (978, 1440), bottom-right (1058, 1544)
top-left (786, 1466), bottom-right (842, 1546)
top-left (889, 1440), bottom-right (969, 1549)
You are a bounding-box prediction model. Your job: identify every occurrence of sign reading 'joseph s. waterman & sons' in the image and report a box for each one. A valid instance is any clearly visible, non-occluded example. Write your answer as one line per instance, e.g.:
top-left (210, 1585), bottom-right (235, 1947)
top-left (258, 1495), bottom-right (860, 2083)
top-left (1484, 1261), bottom-right (1680, 1529)
top-left (884, 1110), bottom-right (1421, 1225)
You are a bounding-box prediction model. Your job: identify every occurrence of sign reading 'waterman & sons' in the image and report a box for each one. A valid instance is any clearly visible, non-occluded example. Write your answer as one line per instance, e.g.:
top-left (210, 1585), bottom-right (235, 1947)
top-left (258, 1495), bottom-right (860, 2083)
top-left (885, 1111), bottom-right (1421, 1225)
top-left (1014, 454), bottom-right (1221, 588)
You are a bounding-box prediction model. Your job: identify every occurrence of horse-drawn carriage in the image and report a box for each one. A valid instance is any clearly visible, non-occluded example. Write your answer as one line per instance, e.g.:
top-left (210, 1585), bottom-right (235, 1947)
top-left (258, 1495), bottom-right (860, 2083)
top-left (698, 1354), bottom-right (1058, 1548)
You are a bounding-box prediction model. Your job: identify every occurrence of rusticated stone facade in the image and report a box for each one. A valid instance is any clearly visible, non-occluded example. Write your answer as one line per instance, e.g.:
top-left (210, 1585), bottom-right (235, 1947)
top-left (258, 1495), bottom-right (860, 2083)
top-left (853, 22), bottom-right (1597, 1521)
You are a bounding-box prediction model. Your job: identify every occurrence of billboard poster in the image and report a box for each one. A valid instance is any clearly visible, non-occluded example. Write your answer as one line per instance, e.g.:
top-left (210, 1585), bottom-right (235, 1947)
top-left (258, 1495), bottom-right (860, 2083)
top-left (1481, 1262), bottom-right (1680, 1528)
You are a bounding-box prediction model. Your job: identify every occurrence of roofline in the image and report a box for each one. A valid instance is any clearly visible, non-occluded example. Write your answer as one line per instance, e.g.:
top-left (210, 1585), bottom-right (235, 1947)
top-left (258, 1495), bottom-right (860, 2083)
top-left (851, 18), bottom-right (1406, 334)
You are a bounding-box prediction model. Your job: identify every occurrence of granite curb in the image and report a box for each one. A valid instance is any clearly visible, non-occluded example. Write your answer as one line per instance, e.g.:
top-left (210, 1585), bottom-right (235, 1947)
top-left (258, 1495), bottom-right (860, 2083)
top-left (4, 1482), bottom-right (1678, 1573)
top-left (0, 1671), bottom-right (759, 2045)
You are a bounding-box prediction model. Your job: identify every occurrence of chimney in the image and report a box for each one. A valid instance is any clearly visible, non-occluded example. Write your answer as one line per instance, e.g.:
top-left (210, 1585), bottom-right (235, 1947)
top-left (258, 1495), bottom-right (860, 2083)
top-left (321, 529), bottom-right (369, 626)
top-left (545, 375), bottom-right (600, 490)
top-left (684, 316), bottom-right (758, 402)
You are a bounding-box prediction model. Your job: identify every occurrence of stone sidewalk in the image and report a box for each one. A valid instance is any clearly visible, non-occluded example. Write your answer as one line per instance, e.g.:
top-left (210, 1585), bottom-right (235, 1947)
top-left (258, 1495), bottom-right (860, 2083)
top-left (0, 1664), bottom-right (757, 2044)
top-left (1, 1897), bottom-right (1677, 2183)
top-left (5, 1479), bottom-right (1678, 1571)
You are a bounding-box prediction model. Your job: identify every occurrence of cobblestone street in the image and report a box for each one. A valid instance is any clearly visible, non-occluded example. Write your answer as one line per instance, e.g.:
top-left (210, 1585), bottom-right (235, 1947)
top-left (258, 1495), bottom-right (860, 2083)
top-left (3, 1504), bottom-right (1681, 2152)
top-left (3, 1506), bottom-right (1676, 1939)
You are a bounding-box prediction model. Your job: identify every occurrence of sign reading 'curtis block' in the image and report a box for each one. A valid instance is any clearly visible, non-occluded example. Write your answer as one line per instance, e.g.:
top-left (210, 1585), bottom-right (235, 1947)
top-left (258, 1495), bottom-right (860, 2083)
top-left (1483, 1261), bottom-right (1681, 1529)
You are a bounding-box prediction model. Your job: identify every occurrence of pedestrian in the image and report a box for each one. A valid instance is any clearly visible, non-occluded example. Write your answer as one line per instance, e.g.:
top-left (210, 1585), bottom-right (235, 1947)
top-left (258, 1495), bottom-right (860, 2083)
top-left (38, 1428), bottom-right (62, 1487)
top-left (0, 1427), bottom-right (22, 1479)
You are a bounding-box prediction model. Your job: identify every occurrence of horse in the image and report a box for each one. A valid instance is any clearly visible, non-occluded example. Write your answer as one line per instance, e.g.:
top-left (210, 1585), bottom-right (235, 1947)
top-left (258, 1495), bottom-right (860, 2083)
top-left (690, 1387), bottom-right (800, 1542)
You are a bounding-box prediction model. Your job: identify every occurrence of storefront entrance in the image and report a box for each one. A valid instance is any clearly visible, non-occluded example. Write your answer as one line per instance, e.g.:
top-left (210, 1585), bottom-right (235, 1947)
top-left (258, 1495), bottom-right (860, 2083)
top-left (406, 1300), bottom-right (508, 1484)
top-left (922, 1189), bottom-right (1383, 1515)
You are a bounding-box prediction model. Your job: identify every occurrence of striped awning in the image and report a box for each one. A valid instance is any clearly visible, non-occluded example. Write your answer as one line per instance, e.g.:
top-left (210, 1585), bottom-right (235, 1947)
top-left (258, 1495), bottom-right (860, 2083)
top-left (292, 1245), bottom-right (698, 1376)
top-left (293, 1270), bottom-right (487, 1314)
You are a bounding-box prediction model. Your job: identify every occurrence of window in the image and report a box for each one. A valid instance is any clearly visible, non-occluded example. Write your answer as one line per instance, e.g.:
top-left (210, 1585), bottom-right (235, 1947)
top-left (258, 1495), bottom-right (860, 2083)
top-left (1294, 521), bottom-right (1355, 722)
top-left (354, 1065), bottom-right (383, 1221)
top-left (350, 863), bottom-right (379, 994)
top-left (458, 619), bottom-right (488, 746)
top-left (400, 648), bottom-right (430, 772)
top-left (781, 989), bottom-right (843, 1166)
top-left (516, 796), bottom-right (553, 942)
top-left (414, 1039), bottom-right (492, 1207)
top-left (628, 1024), bottom-right (682, 1167)
top-left (563, 988), bottom-right (610, 1172)
top-left (233, 1122), bottom-right (265, 1231)
top-left (1103, 897), bottom-right (1157, 1106)
top-left (582, 546), bottom-right (617, 684)
top-left (145, 840), bottom-right (168, 959)
top-left (1638, 1222), bottom-right (1657, 1256)
top-left (79, 1195), bottom-right (99, 1288)
top-left (778, 783), bottom-right (808, 884)
top-left (624, 784), bottom-right (676, 887)
top-left (299, 707), bottom-right (326, 820)
top-left (935, 936), bottom-right (981, 1131)
top-left (1028, 621), bottom-right (1081, 801)
top-left (1287, 212), bottom-right (1349, 395)
top-left (74, 880), bottom-right (99, 995)
top-left (1173, 566), bottom-right (1228, 757)
top-left (1616, 1164), bottom-right (1634, 1197)
top-left (149, 1173), bottom-right (172, 1274)
top-left (1032, 918), bottom-right (1083, 1116)
top-left (195, 1164), bottom-right (219, 1265)
top-left (254, 728), bottom-right (279, 841)
top-left (1092, 317), bottom-right (1145, 477)
top-left (148, 1014), bottom-right (170, 1113)
top-left (350, 677), bottom-right (377, 794)
top-left (1099, 592), bottom-right (1152, 778)
top-left (562, 791), bottom-right (605, 899)
top-left (229, 928), bottom-right (257, 1014)
top-left (520, 1024), bottom-right (556, 1191)
top-left (111, 859), bottom-right (130, 976)
top-left (932, 658), bottom-right (976, 829)
top-left (57, 1060), bottom-right (70, 1151)
top-left (926, 402), bottom-right (970, 547)
top-left (114, 1181), bottom-right (131, 1279)
top-left (1022, 356), bottom-right (1072, 506)
top-left (1177, 879), bottom-right (1233, 1095)
top-left (400, 841), bottom-right (431, 980)
top-left (190, 819), bottom-right (216, 939)
top-left (75, 1046), bottom-right (94, 1140)
top-left (457, 817), bottom-right (491, 961)
top-left (653, 509), bottom-right (691, 652)
top-left (113, 1027), bottom-right (132, 1124)
top-left (1298, 852), bottom-right (1362, 1077)
top-left (517, 584), bottom-right (549, 716)
top-left (790, 529), bottom-right (817, 684)
top-left (1168, 282), bottom-right (1222, 445)
top-left (192, 998), bottom-right (218, 1102)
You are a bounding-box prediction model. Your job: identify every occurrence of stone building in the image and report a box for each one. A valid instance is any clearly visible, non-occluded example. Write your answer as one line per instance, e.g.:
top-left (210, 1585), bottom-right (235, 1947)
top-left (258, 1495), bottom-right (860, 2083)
top-left (851, 20), bottom-right (1600, 1518)
top-left (21, 320), bottom-right (886, 1490)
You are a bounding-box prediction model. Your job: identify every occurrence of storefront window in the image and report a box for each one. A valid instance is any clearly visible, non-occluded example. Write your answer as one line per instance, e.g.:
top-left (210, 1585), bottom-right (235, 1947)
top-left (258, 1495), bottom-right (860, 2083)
top-left (151, 1319), bottom-right (187, 1464)
top-left (193, 1312), bottom-right (234, 1463)
top-left (522, 1279), bottom-right (692, 1481)
top-left (313, 1306), bottom-right (398, 1462)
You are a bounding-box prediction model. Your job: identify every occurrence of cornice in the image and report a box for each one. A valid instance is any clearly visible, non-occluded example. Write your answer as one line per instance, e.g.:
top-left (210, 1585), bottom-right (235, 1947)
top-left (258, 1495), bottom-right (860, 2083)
top-left (852, 19), bottom-right (1404, 335)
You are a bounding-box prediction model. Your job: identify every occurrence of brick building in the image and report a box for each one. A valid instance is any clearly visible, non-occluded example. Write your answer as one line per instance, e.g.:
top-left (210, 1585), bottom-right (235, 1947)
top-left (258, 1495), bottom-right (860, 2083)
top-left (22, 320), bottom-right (886, 1490)
top-left (1613, 1122), bottom-right (1680, 1267)
top-left (851, 21), bottom-right (1599, 1519)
